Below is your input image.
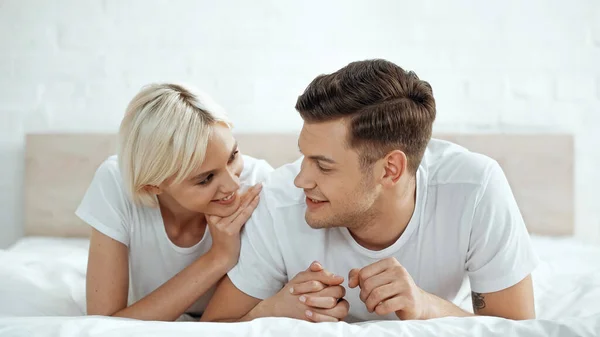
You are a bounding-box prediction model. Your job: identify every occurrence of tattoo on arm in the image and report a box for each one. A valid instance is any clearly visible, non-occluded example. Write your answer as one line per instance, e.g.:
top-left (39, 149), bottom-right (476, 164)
top-left (471, 292), bottom-right (486, 312)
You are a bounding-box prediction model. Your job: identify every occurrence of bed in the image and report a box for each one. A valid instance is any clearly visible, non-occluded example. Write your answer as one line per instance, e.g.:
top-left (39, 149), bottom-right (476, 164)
top-left (1, 133), bottom-right (599, 337)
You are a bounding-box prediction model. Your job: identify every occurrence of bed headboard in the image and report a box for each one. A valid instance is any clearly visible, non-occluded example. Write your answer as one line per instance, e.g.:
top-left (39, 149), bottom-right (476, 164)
top-left (24, 133), bottom-right (574, 237)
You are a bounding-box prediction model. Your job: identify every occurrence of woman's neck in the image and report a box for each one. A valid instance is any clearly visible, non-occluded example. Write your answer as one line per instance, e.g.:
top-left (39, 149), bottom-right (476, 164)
top-left (157, 194), bottom-right (205, 229)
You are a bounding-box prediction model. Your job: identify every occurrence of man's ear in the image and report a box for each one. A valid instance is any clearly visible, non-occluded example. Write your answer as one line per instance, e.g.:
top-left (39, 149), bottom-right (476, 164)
top-left (381, 150), bottom-right (407, 187)
top-left (142, 185), bottom-right (163, 195)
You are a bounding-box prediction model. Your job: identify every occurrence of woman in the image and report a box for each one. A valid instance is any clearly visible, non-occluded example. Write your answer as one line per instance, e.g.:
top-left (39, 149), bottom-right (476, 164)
top-left (76, 83), bottom-right (273, 321)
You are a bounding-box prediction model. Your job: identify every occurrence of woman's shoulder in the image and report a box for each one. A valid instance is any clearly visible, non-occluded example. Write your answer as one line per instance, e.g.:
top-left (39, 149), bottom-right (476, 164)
top-left (76, 155), bottom-right (139, 246)
top-left (93, 155), bottom-right (122, 181)
top-left (84, 154), bottom-right (136, 211)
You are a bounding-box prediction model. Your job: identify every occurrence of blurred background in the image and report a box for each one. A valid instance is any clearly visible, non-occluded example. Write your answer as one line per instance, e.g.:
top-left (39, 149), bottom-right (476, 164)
top-left (1, 0), bottom-right (599, 248)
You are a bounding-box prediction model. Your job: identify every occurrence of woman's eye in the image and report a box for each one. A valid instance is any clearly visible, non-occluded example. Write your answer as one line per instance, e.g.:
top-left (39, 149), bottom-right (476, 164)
top-left (198, 174), bottom-right (213, 185)
top-left (228, 150), bottom-right (240, 163)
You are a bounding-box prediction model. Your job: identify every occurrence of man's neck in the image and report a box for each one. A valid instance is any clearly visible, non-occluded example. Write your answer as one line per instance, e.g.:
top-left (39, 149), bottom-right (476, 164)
top-left (348, 176), bottom-right (417, 251)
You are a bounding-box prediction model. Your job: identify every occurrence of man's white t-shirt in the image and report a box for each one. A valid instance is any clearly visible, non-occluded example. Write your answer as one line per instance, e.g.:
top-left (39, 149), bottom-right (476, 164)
top-left (75, 154), bottom-right (273, 317)
top-left (228, 138), bottom-right (539, 322)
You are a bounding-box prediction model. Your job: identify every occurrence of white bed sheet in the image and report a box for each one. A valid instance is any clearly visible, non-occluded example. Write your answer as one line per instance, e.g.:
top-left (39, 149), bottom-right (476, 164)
top-left (0, 235), bottom-right (599, 337)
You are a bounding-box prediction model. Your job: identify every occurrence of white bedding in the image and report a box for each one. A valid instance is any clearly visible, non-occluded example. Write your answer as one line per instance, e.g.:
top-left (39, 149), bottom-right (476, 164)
top-left (0, 236), bottom-right (599, 336)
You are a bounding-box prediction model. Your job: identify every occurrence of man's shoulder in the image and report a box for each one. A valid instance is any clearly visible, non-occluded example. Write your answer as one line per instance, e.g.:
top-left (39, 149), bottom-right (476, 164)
top-left (261, 157), bottom-right (306, 210)
top-left (422, 138), bottom-right (498, 188)
top-left (239, 154), bottom-right (274, 186)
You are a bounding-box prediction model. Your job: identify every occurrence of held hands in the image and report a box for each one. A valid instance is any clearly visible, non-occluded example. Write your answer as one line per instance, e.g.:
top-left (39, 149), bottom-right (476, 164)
top-left (263, 258), bottom-right (432, 322)
top-left (205, 184), bottom-right (262, 271)
top-left (262, 261), bottom-right (350, 322)
top-left (348, 257), bottom-right (430, 320)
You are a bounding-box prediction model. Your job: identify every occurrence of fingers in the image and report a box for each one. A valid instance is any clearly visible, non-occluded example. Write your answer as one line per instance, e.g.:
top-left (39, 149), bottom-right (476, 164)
top-left (290, 280), bottom-right (327, 295)
top-left (238, 183), bottom-right (262, 204)
top-left (246, 183), bottom-right (263, 197)
top-left (356, 258), bottom-right (399, 286)
top-left (228, 193), bottom-right (260, 232)
top-left (365, 283), bottom-right (400, 313)
top-left (359, 272), bottom-right (397, 303)
top-left (292, 269), bottom-right (344, 286)
top-left (227, 184), bottom-right (263, 220)
top-left (205, 214), bottom-right (221, 227)
top-left (348, 268), bottom-right (360, 288)
top-left (207, 184), bottom-right (262, 230)
top-left (308, 261), bottom-right (324, 272)
top-left (313, 299), bottom-right (350, 320)
top-left (297, 284), bottom-right (346, 309)
top-left (313, 285), bottom-right (346, 299)
top-left (299, 295), bottom-right (337, 309)
top-left (305, 310), bottom-right (338, 323)
top-left (374, 296), bottom-right (406, 316)
top-left (289, 262), bottom-right (340, 294)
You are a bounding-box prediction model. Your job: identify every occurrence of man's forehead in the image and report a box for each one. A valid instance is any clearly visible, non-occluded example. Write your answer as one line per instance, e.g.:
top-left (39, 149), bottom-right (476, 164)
top-left (300, 120), bottom-right (348, 143)
top-left (299, 120), bottom-right (354, 159)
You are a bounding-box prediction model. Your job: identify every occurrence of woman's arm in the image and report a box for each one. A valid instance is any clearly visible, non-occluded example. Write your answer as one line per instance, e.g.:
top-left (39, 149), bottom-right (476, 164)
top-left (86, 228), bottom-right (229, 321)
top-left (86, 228), bottom-right (129, 316)
top-left (86, 185), bottom-right (261, 321)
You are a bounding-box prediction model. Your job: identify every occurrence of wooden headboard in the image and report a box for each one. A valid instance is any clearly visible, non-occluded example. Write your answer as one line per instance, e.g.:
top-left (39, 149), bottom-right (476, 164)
top-left (24, 133), bottom-right (574, 237)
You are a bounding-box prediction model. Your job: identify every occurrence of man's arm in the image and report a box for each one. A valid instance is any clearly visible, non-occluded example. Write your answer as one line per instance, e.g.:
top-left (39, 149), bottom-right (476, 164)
top-left (464, 161), bottom-right (539, 318)
top-left (200, 276), bottom-right (262, 322)
top-left (348, 258), bottom-right (535, 320)
top-left (469, 275), bottom-right (535, 319)
top-left (418, 274), bottom-right (534, 319)
top-left (202, 263), bottom-right (350, 322)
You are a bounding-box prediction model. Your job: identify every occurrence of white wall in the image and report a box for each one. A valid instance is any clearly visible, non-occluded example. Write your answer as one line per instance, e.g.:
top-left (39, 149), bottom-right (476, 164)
top-left (1, 0), bottom-right (599, 248)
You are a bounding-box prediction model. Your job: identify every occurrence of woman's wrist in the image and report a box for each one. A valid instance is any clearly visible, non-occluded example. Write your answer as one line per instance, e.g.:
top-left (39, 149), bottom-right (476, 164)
top-left (204, 249), bottom-right (235, 274)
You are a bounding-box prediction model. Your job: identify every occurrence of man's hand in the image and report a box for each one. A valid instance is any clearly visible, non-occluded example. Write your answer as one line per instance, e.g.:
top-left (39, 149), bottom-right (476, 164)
top-left (257, 261), bottom-right (350, 322)
top-left (348, 257), bottom-right (430, 320)
top-left (349, 257), bottom-right (535, 321)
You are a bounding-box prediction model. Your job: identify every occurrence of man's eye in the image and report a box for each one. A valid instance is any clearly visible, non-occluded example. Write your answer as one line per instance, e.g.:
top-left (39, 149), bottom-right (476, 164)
top-left (317, 164), bottom-right (331, 173)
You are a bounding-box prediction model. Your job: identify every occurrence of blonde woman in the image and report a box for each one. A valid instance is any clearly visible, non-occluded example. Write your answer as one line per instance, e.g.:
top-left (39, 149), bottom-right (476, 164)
top-left (76, 83), bottom-right (273, 321)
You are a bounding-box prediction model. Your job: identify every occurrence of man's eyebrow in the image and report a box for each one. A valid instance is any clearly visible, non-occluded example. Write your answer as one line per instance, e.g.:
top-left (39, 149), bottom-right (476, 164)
top-left (191, 141), bottom-right (239, 181)
top-left (308, 155), bottom-right (336, 164)
top-left (298, 141), bottom-right (336, 164)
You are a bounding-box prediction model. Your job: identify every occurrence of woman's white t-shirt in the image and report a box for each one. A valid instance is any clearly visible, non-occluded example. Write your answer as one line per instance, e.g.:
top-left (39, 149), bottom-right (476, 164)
top-left (75, 154), bottom-right (273, 317)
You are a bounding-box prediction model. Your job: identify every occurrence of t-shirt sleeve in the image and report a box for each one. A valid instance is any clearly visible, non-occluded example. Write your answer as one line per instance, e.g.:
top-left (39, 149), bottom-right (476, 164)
top-left (227, 188), bottom-right (287, 300)
top-left (239, 155), bottom-right (274, 189)
top-left (75, 159), bottom-right (131, 247)
top-left (466, 161), bottom-right (540, 294)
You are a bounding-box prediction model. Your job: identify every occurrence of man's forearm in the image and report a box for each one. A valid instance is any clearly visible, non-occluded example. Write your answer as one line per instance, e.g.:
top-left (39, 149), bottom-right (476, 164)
top-left (421, 291), bottom-right (475, 319)
top-left (210, 300), bottom-right (273, 322)
top-left (238, 299), bottom-right (278, 321)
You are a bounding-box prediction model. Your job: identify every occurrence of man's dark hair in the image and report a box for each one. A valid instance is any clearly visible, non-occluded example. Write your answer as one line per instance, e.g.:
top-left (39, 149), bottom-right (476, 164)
top-left (295, 59), bottom-right (436, 173)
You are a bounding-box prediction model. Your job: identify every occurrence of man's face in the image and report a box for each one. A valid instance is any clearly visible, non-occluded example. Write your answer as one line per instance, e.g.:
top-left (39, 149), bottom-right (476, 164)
top-left (294, 120), bottom-right (380, 229)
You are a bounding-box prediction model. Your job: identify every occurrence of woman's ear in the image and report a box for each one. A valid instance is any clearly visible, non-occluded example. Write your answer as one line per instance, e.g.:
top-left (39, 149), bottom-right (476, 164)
top-left (142, 185), bottom-right (163, 195)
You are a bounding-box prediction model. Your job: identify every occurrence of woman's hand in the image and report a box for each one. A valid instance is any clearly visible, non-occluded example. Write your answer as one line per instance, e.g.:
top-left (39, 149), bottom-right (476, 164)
top-left (206, 183), bottom-right (262, 271)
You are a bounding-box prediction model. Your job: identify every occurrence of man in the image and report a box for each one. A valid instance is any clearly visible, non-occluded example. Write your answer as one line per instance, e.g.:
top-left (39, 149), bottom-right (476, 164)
top-left (201, 59), bottom-right (538, 323)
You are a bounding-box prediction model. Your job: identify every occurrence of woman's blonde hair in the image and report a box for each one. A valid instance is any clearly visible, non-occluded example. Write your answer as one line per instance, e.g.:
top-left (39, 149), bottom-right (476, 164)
top-left (118, 83), bottom-right (231, 207)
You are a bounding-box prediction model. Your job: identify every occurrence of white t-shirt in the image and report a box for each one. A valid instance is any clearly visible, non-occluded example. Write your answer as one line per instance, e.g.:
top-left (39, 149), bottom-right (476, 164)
top-left (76, 154), bottom-right (273, 317)
top-left (228, 138), bottom-right (539, 322)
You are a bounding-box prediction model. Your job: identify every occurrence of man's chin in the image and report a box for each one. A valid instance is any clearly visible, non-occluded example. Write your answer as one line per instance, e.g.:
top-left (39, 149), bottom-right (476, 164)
top-left (305, 214), bottom-right (334, 229)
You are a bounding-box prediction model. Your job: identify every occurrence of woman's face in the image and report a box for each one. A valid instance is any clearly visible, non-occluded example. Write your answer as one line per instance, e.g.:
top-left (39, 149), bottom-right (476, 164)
top-left (158, 124), bottom-right (245, 217)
